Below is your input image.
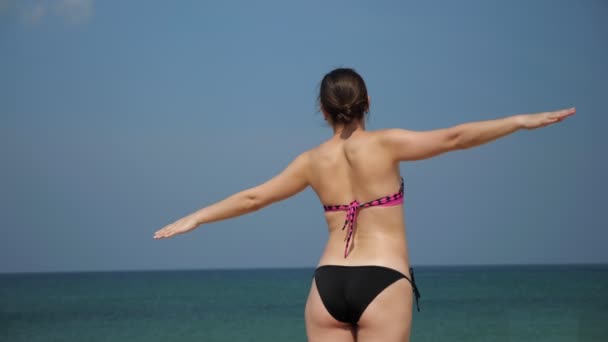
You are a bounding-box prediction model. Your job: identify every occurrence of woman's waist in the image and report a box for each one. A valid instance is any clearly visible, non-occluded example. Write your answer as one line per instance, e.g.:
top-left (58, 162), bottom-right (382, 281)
top-left (324, 226), bottom-right (407, 252)
top-left (317, 237), bottom-right (411, 276)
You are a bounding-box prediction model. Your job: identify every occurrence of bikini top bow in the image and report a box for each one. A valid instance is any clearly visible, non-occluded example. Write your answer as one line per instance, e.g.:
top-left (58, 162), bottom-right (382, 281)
top-left (323, 178), bottom-right (405, 258)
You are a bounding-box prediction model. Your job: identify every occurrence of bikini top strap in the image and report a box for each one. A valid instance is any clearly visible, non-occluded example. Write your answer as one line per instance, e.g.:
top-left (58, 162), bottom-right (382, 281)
top-left (322, 177), bottom-right (405, 211)
top-left (358, 177), bottom-right (405, 208)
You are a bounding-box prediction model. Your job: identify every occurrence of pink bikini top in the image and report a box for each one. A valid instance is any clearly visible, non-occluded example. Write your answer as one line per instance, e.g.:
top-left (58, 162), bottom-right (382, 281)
top-left (323, 177), bottom-right (405, 258)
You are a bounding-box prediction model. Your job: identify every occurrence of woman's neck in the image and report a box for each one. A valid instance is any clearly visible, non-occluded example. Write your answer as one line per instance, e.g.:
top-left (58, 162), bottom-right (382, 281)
top-left (332, 120), bottom-right (366, 139)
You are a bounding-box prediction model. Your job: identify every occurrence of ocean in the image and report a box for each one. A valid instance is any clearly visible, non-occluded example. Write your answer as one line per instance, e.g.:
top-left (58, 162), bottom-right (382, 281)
top-left (1, 265), bottom-right (607, 341)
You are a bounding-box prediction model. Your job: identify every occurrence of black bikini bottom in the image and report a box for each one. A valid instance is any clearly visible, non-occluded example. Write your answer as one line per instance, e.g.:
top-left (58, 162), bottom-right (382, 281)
top-left (313, 265), bottom-right (421, 325)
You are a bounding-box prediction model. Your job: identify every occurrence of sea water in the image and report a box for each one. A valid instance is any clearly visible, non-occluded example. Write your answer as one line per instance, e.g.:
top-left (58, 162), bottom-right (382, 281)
top-left (1, 265), bottom-right (607, 341)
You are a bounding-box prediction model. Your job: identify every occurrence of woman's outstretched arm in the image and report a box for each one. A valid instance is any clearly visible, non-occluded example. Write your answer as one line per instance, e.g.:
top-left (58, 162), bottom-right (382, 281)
top-left (382, 107), bottom-right (576, 162)
top-left (153, 151), bottom-right (310, 239)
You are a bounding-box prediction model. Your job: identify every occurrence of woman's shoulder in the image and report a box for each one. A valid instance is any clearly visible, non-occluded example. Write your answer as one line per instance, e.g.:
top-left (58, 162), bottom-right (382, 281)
top-left (369, 127), bottom-right (404, 137)
top-left (308, 129), bottom-right (398, 151)
top-left (365, 128), bottom-right (406, 146)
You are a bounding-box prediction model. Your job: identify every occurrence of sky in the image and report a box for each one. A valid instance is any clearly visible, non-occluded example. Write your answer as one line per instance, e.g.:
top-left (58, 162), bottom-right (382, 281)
top-left (1, 0), bottom-right (606, 273)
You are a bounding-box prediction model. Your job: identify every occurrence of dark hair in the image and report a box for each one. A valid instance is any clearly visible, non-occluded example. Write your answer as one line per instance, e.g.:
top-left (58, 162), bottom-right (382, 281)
top-left (318, 67), bottom-right (370, 125)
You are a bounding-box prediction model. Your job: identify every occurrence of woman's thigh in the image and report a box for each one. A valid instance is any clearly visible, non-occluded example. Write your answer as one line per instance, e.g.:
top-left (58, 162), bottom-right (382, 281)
top-left (304, 278), bottom-right (356, 342)
top-left (356, 277), bottom-right (414, 342)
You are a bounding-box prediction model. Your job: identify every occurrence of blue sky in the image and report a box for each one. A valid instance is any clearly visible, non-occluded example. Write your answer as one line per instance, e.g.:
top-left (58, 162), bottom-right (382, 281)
top-left (1, 0), bottom-right (606, 273)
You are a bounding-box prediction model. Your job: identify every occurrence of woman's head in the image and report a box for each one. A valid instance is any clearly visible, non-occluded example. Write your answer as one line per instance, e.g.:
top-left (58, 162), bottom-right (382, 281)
top-left (318, 68), bottom-right (370, 126)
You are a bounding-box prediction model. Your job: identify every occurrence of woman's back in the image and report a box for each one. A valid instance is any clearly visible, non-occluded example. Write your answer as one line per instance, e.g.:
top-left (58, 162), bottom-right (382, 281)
top-left (307, 127), bottom-right (410, 273)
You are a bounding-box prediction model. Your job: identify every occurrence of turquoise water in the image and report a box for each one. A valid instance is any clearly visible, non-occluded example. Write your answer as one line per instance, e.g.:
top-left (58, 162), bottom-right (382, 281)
top-left (1, 265), bottom-right (607, 341)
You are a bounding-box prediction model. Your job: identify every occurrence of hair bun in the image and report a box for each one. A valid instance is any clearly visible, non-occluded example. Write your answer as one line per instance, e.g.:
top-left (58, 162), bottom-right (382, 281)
top-left (337, 103), bottom-right (356, 122)
top-left (336, 110), bottom-right (353, 123)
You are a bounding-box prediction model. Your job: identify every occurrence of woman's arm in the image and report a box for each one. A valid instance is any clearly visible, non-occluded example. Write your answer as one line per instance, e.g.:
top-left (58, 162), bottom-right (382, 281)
top-left (153, 151), bottom-right (310, 239)
top-left (381, 107), bottom-right (575, 162)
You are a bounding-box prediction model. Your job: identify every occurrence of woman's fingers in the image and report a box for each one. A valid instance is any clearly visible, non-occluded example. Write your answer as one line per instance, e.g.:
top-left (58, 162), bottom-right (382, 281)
top-left (517, 107), bottom-right (575, 130)
top-left (154, 216), bottom-right (198, 239)
top-left (154, 225), bottom-right (174, 239)
top-left (550, 107), bottom-right (576, 120)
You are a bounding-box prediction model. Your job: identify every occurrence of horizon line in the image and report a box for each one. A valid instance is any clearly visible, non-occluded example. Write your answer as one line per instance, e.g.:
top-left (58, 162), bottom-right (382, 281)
top-left (2, 261), bottom-right (607, 275)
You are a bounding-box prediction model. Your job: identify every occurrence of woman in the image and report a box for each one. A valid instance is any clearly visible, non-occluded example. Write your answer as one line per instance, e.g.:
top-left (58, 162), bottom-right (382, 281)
top-left (153, 67), bottom-right (575, 341)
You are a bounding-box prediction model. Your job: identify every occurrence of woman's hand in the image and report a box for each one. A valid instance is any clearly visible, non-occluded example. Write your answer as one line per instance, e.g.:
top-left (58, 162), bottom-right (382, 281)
top-left (518, 107), bottom-right (576, 130)
top-left (153, 214), bottom-right (200, 239)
